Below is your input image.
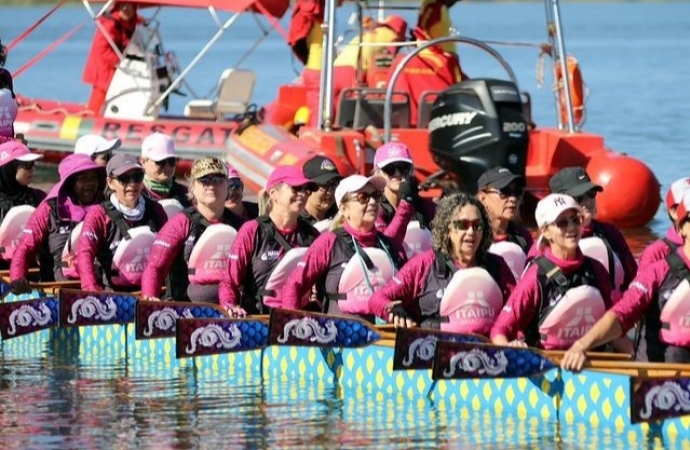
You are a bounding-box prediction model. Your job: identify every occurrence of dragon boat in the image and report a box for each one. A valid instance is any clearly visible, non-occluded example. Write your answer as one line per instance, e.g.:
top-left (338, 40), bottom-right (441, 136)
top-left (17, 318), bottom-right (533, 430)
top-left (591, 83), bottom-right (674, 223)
top-left (2, 282), bottom-right (690, 443)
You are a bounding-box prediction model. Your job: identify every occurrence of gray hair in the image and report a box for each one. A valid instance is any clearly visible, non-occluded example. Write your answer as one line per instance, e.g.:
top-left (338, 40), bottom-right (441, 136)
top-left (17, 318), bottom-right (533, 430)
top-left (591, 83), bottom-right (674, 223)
top-left (431, 192), bottom-right (493, 259)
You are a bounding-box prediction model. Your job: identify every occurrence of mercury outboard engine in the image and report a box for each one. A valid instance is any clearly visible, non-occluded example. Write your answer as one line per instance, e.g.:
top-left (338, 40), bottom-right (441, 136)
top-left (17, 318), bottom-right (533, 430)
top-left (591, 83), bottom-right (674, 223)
top-left (428, 79), bottom-right (529, 192)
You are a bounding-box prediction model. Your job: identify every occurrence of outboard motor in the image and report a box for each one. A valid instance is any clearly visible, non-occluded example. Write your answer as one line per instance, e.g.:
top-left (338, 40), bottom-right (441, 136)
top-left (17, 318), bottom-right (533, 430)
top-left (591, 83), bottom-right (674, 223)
top-left (428, 79), bottom-right (529, 192)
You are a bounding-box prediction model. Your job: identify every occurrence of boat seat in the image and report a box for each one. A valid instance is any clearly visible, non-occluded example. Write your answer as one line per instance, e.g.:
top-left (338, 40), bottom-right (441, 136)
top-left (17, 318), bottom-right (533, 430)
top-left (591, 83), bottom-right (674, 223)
top-left (336, 88), bottom-right (410, 130)
top-left (184, 68), bottom-right (256, 120)
top-left (417, 90), bottom-right (442, 129)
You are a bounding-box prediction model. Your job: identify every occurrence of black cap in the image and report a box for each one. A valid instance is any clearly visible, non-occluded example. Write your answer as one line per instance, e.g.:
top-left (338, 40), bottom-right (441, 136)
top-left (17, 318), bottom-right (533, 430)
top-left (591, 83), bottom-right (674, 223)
top-left (477, 167), bottom-right (525, 191)
top-left (303, 155), bottom-right (342, 185)
top-left (549, 166), bottom-right (603, 197)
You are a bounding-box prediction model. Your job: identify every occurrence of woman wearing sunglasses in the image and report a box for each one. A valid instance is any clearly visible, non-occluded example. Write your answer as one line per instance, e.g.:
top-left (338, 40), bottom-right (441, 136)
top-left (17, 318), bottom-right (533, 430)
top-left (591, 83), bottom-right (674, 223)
top-left (139, 132), bottom-right (191, 217)
top-left (369, 193), bottom-right (515, 333)
top-left (224, 164), bottom-right (258, 220)
top-left (0, 141), bottom-right (46, 270)
top-left (142, 157), bottom-right (246, 303)
top-left (10, 154), bottom-right (106, 291)
top-left (219, 165), bottom-right (320, 316)
top-left (282, 174), bottom-right (410, 321)
top-left (77, 153), bottom-right (167, 292)
top-left (300, 155), bottom-right (343, 230)
top-left (491, 193), bottom-right (628, 351)
top-left (562, 190), bottom-right (690, 369)
top-left (73, 134), bottom-right (122, 166)
top-left (543, 166), bottom-right (637, 303)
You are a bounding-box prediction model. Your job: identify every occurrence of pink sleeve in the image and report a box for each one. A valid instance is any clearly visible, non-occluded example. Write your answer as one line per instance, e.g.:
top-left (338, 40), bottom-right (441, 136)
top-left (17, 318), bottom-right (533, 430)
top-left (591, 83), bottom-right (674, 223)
top-left (141, 213), bottom-right (190, 298)
top-left (636, 241), bottom-right (666, 278)
top-left (10, 201), bottom-right (52, 281)
top-left (369, 250), bottom-right (434, 320)
top-left (282, 232), bottom-right (337, 309)
top-left (381, 200), bottom-right (415, 246)
top-left (611, 260), bottom-right (666, 332)
top-left (77, 206), bottom-right (107, 291)
top-left (490, 264), bottom-right (541, 341)
top-left (219, 220), bottom-right (258, 308)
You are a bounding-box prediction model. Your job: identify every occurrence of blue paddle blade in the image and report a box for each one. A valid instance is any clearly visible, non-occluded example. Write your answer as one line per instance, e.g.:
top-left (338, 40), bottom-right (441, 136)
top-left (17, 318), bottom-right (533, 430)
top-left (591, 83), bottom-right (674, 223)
top-left (59, 289), bottom-right (138, 327)
top-left (0, 297), bottom-right (59, 340)
top-left (431, 341), bottom-right (557, 379)
top-left (631, 376), bottom-right (690, 423)
top-left (135, 300), bottom-right (227, 339)
top-left (268, 308), bottom-right (381, 348)
top-left (176, 318), bottom-right (269, 358)
top-left (393, 327), bottom-right (488, 370)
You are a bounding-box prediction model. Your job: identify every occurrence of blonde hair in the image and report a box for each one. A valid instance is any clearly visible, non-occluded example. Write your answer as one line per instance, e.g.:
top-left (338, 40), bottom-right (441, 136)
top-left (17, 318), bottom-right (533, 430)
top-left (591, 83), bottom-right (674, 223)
top-left (328, 212), bottom-right (346, 231)
top-left (258, 189), bottom-right (271, 215)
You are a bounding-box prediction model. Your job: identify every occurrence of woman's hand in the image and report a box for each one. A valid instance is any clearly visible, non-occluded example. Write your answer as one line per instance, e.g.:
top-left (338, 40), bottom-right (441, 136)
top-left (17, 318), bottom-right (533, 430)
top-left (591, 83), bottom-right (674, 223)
top-left (226, 305), bottom-right (247, 318)
top-left (507, 339), bottom-right (528, 348)
top-left (10, 278), bottom-right (29, 295)
top-left (143, 296), bottom-right (161, 302)
top-left (386, 302), bottom-right (417, 328)
top-left (560, 340), bottom-right (588, 372)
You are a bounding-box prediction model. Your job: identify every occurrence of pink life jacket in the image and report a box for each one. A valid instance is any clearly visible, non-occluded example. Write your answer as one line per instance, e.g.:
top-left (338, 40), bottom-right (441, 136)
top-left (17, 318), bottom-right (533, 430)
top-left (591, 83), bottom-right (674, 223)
top-left (658, 252), bottom-right (690, 347)
top-left (110, 226), bottom-right (156, 287)
top-left (489, 241), bottom-right (527, 281)
top-left (263, 247), bottom-right (308, 309)
top-left (187, 224), bottom-right (237, 285)
top-left (403, 220), bottom-right (433, 259)
top-left (60, 222), bottom-right (83, 279)
top-left (159, 199), bottom-right (184, 220)
top-left (579, 236), bottom-right (624, 303)
top-left (0, 205), bottom-right (35, 260)
top-left (337, 247), bottom-right (395, 315)
top-left (539, 285), bottom-right (606, 350)
top-left (438, 267), bottom-right (503, 335)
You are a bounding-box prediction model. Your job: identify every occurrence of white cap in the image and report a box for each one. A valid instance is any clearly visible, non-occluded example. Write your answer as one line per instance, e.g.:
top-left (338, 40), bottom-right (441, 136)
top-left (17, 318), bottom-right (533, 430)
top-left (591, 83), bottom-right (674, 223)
top-left (74, 134), bottom-right (122, 157)
top-left (666, 177), bottom-right (690, 210)
top-left (535, 193), bottom-right (582, 228)
top-left (335, 175), bottom-right (386, 207)
top-left (141, 132), bottom-right (176, 161)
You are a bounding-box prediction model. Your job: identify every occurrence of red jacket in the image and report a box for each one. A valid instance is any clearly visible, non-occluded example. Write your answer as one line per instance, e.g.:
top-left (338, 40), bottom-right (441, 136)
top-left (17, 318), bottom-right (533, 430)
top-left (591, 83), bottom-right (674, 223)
top-left (82, 11), bottom-right (138, 91)
top-left (287, 0), bottom-right (324, 64)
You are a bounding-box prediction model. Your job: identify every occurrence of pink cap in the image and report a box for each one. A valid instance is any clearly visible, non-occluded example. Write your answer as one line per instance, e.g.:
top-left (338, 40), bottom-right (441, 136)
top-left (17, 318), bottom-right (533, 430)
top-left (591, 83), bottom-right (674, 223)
top-left (666, 177), bottom-right (690, 210)
top-left (0, 88), bottom-right (18, 138)
top-left (0, 140), bottom-right (43, 168)
top-left (374, 142), bottom-right (413, 169)
top-left (676, 191), bottom-right (690, 225)
top-left (225, 163), bottom-right (241, 180)
top-left (266, 165), bottom-right (314, 190)
top-left (141, 132), bottom-right (176, 161)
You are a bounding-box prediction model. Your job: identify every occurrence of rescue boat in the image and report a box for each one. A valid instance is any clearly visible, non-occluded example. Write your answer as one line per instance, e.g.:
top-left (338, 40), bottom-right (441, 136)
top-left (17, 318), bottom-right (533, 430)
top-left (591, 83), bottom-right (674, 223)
top-left (10, 0), bottom-right (660, 227)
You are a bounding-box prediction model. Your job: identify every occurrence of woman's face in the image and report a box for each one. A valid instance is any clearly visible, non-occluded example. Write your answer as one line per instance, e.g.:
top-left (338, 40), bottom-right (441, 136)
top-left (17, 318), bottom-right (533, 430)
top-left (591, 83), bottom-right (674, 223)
top-left (193, 174), bottom-right (228, 208)
top-left (448, 204), bottom-right (484, 259)
top-left (106, 169), bottom-right (144, 206)
top-left (341, 185), bottom-right (381, 230)
top-left (15, 160), bottom-right (35, 186)
top-left (575, 189), bottom-right (598, 227)
top-left (307, 179), bottom-right (338, 213)
top-left (71, 169), bottom-right (101, 205)
top-left (378, 162), bottom-right (412, 194)
top-left (142, 157), bottom-right (177, 183)
top-left (225, 178), bottom-right (244, 207)
top-left (478, 182), bottom-right (523, 223)
top-left (270, 183), bottom-right (311, 214)
top-left (542, 208), bottom-right (583, 253)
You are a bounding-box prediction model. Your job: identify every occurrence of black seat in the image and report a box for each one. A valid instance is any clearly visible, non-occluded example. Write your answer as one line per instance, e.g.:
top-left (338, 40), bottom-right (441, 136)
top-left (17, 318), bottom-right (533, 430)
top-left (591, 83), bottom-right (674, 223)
top-left (336, 88), bottom-right (411, 129)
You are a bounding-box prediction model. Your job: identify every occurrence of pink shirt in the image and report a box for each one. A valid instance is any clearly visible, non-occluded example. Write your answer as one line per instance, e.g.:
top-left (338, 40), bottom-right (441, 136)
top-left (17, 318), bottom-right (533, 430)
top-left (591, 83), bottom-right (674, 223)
top-left (637, 227), bottom-right (682, 275)
top-left (10, 201), bottom-right (53, 280)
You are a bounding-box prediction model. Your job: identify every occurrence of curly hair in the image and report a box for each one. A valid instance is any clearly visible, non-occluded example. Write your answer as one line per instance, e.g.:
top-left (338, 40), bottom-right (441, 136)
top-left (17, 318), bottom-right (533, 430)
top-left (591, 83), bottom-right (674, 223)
top-left (431, 192), bottom-right (493, 260)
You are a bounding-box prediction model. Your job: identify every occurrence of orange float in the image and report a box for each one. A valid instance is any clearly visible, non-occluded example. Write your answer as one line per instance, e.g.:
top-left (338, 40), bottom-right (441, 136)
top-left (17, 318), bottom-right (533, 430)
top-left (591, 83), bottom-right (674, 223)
top-left (555, 55), bottom-right (586, 127)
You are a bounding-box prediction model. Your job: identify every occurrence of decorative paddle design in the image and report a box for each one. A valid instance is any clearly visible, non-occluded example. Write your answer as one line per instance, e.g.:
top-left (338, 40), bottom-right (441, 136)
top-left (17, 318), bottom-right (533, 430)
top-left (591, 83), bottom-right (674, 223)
top-left (0, 297), bottom-right (59, 340)
top-left (135, 300), bottom-right (228, 340)
top-left (268, 308), bottom-right (386, 348)
top-left (59, 289), bottom-right (138, 327)
top-left (176, 317), bottom-right (269, 358)
top-left (393, 327), bottom-right (488, 370)
top-left (631, 376), bottom-right (690, 423)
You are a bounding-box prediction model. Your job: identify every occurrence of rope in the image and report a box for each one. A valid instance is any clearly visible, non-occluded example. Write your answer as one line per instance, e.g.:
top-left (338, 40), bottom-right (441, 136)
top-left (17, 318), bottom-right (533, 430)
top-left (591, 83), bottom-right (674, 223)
top-left (7, 0), bottom-right (68, 51)
top-left (13, 22), bottom-right (85, 79)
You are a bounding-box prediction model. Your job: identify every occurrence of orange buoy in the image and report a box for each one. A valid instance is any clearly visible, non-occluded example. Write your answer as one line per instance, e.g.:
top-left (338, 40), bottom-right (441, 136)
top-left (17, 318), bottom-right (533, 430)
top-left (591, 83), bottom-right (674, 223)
top-left (586, 150), bottom-right (661, 228)
top-left (555, 55), bottom-right (585, 127)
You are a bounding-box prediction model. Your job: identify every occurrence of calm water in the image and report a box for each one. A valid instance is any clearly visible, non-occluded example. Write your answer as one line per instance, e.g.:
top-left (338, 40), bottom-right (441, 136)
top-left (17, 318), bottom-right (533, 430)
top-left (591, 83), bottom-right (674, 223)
top-left (2, 1), bottom-right (690, 448)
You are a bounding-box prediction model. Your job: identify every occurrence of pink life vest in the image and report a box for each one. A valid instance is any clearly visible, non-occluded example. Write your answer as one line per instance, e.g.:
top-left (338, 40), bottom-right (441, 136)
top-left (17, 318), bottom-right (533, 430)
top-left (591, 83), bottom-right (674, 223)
top-left (159, 199), bottom-right (184, 220)
top-left (337, 247), bottom-right (395, 315)
top-left (403, 220), bottom-right (433, 259)
top-left (539, 285), bottom-right (606, 350)
top-left (438, 267), bottom-right (503, 335)
top-left (187, 224), bottom-right (237, 285)
top-left (60, 222), bottom-right (83, 279)
top-left (313, 219), bottom-right (332, 233)
top-left (659, 279), bottom-right (690, 347)
top-left (579, 236), bottom-right (624, 302)
top-left (263, 247), bottom-right (309, 309)
top-left (489, 241), bottom-right (527, 281)
top-left (0, 205), bottom-right (35, 260)
top-left (110, 225), bottom-right (156, 287)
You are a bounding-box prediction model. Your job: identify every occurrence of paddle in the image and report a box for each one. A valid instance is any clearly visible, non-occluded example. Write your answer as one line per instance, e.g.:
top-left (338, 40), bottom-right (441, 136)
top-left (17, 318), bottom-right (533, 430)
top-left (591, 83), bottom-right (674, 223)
top-left (431, 341), bottom-right (634, 380)
top-left (175, 317), bottom-right (270, 358)
top-left (631, 375), bottom-right (690, 423)
top-left (268, 308), bottom-right (391, 348)
top-left (135, 300), bottom-right (229, 339)
top-left (392, 327), bottom-right (489, 370)
top-left (59, 289), bottom-right (139, 327)
top-left (0, 296), bottom-right (59, 340)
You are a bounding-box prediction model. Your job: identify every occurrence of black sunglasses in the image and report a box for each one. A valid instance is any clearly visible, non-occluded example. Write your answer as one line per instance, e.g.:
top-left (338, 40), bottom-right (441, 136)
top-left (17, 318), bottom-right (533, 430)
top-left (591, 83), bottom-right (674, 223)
top-left (155, 157), bottom-right (178, 168)
top-left (115, 171), bottom-right (145, 185)
top-left (289, 185), bottom-right (314, 195)
top-left (574, 190), bottom-right (598, 203)
top-left (17, 161), bottom-right (35, 170)
top-left (552, 214), bottom-right (583, 229)
top-left (198, 175), bottom-right (226, 186)
top-left (348, 191), bottom-right (382, 205)
top-left (317, 180), bottom-right (339, 192)
top-left (452, 219), bottom-right (483, 231)
top-left (92, 151), bottom-right (113, 162)
top-left (228, 179), bottom-right (243, 190)
top-left (485, 186), bottom-right (523, 199)
top-left (381, 162), bottom-right (412, 177)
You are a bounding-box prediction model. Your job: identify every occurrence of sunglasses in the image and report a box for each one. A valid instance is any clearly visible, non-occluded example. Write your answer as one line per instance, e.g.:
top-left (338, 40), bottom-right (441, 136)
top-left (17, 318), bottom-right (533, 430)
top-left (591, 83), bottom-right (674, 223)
top-left (317, 180), bottom-right (339, 192)
top-left (347, 191), bottom-right (382, 205)
top-left (198, 175), bottom-right (226, 186)
top-left (154, 157), bottom-right (178, 168)
top-left (485, 187), bottom-right (523, 199)
top-left (452, 219), bottom-right (483, 231)
top-left (574, 190), bottom-right (598, 203)
top-left (289, 185), bottom-right (314, 195)
top-left (552, 214), bottom-right (583, 229)
top-left (92, 152), bottom-right (113, 162)
top-left (228, 179), bottom-right (243, 190)
top-left (115, 171), bottom-right (145, 185)
top-left (381, 162), bottom-right (412, 177)
top-left (17, 161), bottom-right (35, 170)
